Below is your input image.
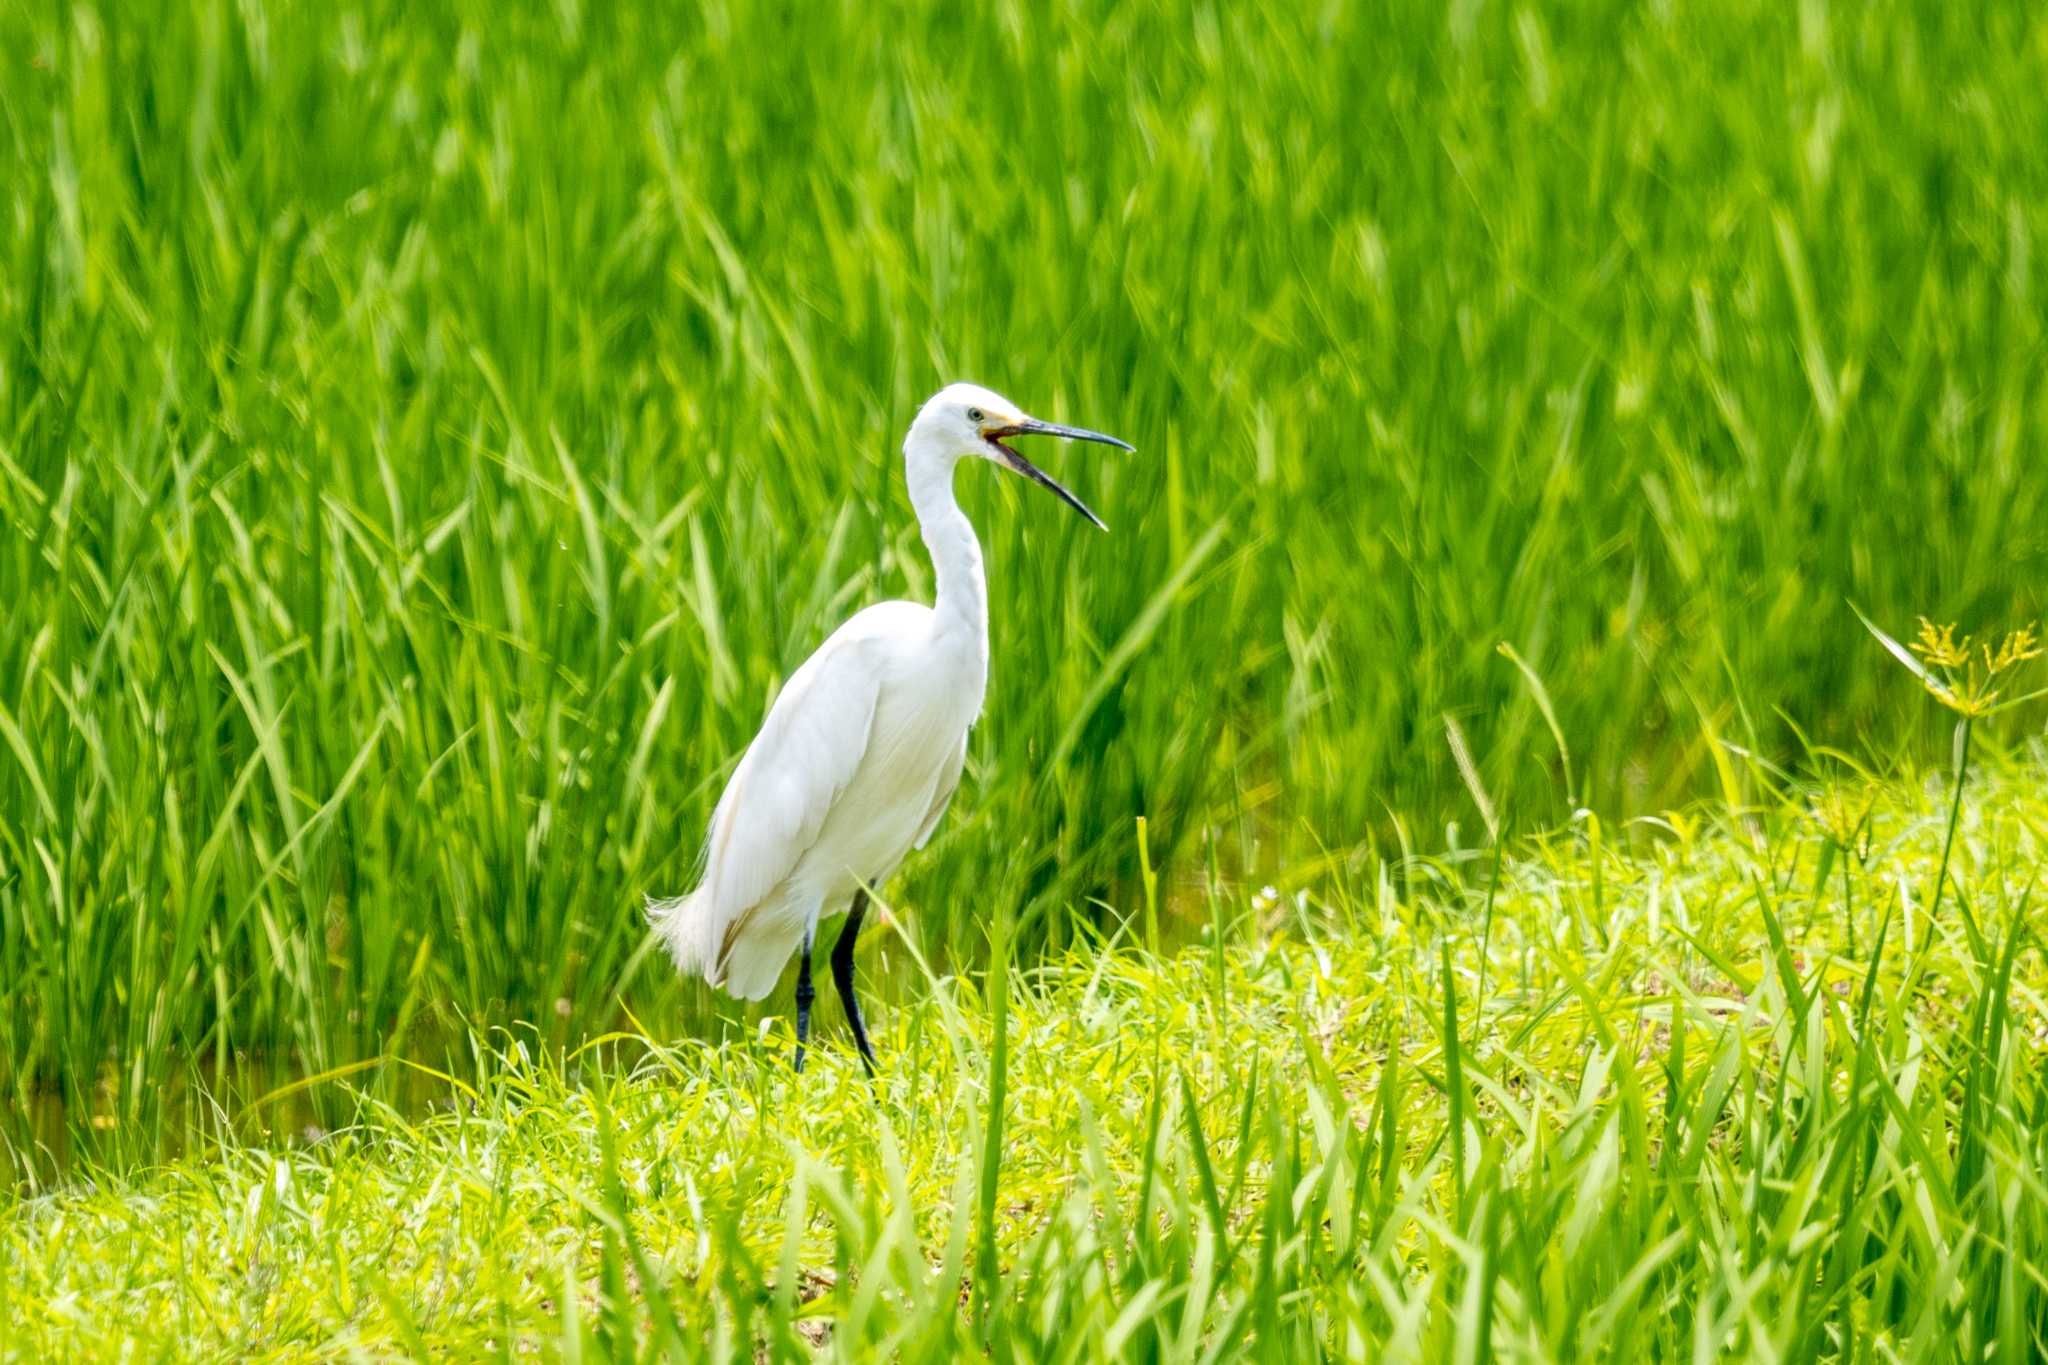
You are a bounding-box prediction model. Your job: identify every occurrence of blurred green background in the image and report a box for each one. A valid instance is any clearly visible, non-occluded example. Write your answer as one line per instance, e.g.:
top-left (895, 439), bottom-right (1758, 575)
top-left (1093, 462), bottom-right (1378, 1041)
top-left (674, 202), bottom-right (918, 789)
top-left (1, 0), bottom-right (2044, 1156)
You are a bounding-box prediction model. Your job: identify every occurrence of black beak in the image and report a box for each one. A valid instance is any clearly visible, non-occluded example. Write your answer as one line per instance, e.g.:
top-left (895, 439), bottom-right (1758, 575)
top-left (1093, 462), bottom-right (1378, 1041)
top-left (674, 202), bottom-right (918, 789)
top-left (985, 419), bottom-right (1133, 531)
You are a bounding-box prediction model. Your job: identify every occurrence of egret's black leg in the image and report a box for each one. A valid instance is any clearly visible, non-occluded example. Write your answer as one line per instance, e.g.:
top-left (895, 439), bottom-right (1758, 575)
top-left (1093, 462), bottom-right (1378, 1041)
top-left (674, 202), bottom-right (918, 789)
top-left (832, 890), bottom-right (879, 1075)
top-left (792, 930), bottom-right (816, 1073)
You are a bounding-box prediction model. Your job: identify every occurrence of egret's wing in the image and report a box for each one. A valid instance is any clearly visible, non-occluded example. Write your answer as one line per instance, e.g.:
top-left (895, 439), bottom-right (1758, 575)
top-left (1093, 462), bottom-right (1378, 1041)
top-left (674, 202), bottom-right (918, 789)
top-left (647, 602), bottom-right (922, 995)
top-left (700, 626), bottom-right (889, 944)
top-left (911, 733), bottom-right (967, 850)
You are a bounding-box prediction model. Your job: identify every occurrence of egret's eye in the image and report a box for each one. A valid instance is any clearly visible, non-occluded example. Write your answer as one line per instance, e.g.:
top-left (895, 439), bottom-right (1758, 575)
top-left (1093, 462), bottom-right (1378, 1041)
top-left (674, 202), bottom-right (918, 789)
top-left (967, 407), bottom-right (985, 424)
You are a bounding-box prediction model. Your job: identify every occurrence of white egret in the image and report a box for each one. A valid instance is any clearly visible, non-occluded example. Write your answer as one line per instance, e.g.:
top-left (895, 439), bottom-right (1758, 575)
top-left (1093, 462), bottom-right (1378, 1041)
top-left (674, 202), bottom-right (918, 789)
top-left (647, 383), bottom-right (1132, 1072)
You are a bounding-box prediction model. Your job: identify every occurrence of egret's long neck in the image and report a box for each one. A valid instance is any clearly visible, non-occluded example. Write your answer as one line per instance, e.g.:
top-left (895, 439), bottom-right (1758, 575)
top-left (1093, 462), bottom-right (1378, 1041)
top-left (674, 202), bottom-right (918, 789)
top-left (905, 444), bottom-right (986, 641)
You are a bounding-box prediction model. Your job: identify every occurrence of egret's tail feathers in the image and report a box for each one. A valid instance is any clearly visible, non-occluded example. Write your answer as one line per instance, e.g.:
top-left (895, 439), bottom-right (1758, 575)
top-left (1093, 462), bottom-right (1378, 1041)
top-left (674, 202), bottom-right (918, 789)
top-left (719, 922), bottom-right (804, 1002)
top-left (647, 889), bottom-right (803, 1001)
top-left (645, 891), bottom-right (724, 988)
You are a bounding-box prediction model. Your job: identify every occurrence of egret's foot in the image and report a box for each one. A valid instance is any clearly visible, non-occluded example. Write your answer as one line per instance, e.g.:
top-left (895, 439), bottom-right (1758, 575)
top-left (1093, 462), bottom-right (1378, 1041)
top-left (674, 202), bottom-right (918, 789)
top-left (834, 890), bottom-right (881, 1077)
top-left (846, 1012), bottom-right (879, 1077)
top-left (840, 987), bottom-right (880, 1077)
top-left (792, 932), bottom-right (816, 1074)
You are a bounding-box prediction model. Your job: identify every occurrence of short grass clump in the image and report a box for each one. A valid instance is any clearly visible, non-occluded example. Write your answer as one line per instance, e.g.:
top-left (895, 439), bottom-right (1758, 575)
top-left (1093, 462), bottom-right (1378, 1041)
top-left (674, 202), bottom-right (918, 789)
top-left (7, 760), bottom-right (2046, 1359)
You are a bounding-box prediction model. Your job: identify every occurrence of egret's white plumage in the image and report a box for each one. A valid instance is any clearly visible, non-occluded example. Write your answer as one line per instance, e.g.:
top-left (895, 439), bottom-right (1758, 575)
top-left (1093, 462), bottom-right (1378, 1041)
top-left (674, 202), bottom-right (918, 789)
top-left (647, 384), bottom-right (1129, 1053)
top-left (649, 598), bottom-right (975, 999)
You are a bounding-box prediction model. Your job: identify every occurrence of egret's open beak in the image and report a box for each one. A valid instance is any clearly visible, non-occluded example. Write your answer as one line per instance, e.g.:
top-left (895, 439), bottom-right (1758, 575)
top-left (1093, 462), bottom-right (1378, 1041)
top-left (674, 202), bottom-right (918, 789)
top-left (983, 418), bottom-right (1133, 531)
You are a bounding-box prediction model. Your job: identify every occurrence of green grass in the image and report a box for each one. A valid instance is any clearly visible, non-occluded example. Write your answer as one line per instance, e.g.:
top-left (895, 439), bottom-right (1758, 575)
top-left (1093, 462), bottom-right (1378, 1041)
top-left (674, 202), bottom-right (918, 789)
top-left (3, 0), bottom-right (2048, 1352)
top-left (7, 760), bottom-right (2047, 1359)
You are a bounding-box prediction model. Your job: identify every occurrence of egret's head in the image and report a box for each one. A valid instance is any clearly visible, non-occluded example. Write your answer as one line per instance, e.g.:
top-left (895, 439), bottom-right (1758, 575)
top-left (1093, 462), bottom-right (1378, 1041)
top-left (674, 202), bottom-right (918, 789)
top-left (908, 382), bottom-right (1133, 531)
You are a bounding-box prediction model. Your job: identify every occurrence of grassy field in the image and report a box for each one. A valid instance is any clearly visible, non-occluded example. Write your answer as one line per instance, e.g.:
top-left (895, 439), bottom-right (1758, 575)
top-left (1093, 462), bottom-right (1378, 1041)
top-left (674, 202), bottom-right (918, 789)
top-left (2, 0), bottom-right (2048, 1354)
top-left (7, 760), bottom-right (2048, 1359)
